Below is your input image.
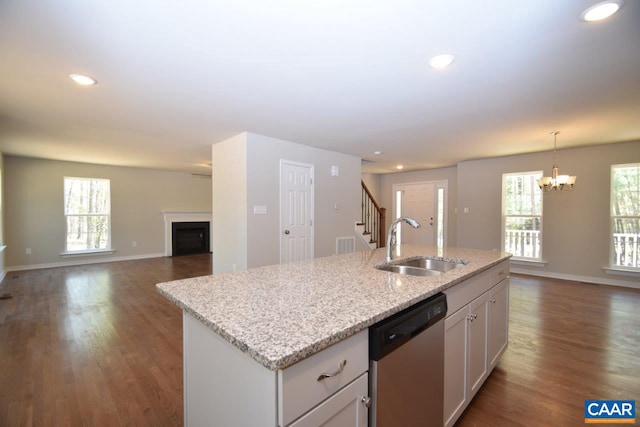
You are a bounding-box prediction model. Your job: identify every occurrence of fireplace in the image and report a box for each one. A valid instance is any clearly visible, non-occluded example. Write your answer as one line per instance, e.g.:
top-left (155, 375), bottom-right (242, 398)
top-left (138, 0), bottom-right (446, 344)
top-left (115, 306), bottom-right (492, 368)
top-left (172, 222), bottom-right (210, 256)
top-left (162, 211), bottom-right (212, 257)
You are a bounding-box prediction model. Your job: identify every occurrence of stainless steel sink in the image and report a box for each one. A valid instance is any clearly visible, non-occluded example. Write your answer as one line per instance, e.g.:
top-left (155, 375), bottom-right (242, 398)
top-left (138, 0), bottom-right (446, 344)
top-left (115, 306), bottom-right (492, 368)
top-left (375, 264), bottom-right (441, 276)
top-left (399, 257), bottom-right (466, 272)
top-left (375, 256), bottom-right (467, 276)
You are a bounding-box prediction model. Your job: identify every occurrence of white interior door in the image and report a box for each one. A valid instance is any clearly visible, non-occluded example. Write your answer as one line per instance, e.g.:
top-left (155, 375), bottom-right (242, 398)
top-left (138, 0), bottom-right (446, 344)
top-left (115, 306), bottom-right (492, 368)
top-left (393, 181), bottom-right (448, 247)
top-left (280, 160), bottom-right (314, 263)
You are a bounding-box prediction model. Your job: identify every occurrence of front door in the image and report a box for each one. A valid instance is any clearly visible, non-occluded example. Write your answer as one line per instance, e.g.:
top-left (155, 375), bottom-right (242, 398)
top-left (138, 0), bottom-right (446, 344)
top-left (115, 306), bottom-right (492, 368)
top-left (393, 181), bottom-right (447, 247)
top-left (394, 183), bottom-right (435, 245)
top-left (280, 160), bottom-right (314, 263)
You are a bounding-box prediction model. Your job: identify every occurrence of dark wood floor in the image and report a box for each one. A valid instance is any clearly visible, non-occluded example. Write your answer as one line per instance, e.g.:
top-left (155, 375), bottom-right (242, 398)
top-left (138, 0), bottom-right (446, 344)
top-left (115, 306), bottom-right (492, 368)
top-left (1, 255), bottom-right (638, 426)
top-left (457, 274), bottom-right (640, 427)
top-left (0, 254), bottom-right (212, 426)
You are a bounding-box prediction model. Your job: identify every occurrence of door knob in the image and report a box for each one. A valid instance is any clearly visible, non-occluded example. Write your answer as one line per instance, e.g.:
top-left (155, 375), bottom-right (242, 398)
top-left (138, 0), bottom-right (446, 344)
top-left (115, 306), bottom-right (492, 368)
top-left (361, 396), bottom-right (372, 408)
top-left (284, 230), bottom-right (290, 234)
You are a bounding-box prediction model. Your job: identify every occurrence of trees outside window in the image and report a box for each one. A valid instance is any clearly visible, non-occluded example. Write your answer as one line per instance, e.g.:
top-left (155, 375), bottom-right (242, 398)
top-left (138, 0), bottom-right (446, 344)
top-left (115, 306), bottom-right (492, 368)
top-left (611, 164), bottom-right (640, 269)
top-left (502, 171), bottom-right (543, 260)
top-left (64, 177), bottom-right (111, 252)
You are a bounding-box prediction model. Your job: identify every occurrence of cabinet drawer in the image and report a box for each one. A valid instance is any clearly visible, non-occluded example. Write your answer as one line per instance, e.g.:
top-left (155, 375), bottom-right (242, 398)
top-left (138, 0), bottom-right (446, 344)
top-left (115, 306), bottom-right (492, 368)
top-left (278, 329), bottom-right (368, 426)
top-left (289, 373), bottom-right (368, 427)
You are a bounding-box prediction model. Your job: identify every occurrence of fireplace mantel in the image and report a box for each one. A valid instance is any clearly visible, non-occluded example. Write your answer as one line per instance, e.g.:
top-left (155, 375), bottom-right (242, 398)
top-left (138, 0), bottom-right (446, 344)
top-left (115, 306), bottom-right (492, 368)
top-left (163, 211), bottom-right (212, 256)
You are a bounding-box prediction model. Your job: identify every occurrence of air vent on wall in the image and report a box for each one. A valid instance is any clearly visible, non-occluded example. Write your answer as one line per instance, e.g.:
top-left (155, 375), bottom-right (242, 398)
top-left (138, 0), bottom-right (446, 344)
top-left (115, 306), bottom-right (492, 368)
top-left (336, 237), bottom-right (355, 254)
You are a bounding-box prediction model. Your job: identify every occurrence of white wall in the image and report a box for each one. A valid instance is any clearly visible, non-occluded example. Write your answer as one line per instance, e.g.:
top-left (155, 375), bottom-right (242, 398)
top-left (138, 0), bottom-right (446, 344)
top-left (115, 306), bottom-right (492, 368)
top-left (365, 141), bottom-right (640, 287)
top-left (211, 134), bottom-right (248, 273)
top-left (456, 140), bottom-right (640, 287)
top-left (0, 153), bottom-right (5, 280)
top-left (361, 173), bottom-right (382, 202)
top-left (211, 132), bottom-right (362, 273)
top-left (3, 156), bottom-right (212, 270)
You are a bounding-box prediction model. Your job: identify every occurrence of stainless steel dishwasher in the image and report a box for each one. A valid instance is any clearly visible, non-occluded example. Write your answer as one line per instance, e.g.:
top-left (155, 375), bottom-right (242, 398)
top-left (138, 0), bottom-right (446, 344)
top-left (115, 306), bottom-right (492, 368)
top-left (369, 292), bottom-right (447, 427)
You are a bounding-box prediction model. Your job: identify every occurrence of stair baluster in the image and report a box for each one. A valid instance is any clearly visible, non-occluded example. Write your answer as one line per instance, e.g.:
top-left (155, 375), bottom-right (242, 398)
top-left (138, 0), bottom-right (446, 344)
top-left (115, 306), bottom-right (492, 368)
top-left (361, 180), bottom-right (386, 248)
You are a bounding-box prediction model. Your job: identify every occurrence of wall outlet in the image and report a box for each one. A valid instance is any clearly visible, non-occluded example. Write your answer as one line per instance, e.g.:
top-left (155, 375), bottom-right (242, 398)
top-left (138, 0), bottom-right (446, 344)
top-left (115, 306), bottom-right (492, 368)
top-left (132, 241), bottom-right (137, 247)
top-left (26, 248), bottom-right (31, 255)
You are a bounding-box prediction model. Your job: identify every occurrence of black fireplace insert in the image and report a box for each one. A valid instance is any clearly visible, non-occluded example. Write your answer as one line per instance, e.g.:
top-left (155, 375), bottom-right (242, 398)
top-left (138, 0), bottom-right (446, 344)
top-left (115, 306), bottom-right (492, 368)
top-left (172, 221), bottom-right (210, 256)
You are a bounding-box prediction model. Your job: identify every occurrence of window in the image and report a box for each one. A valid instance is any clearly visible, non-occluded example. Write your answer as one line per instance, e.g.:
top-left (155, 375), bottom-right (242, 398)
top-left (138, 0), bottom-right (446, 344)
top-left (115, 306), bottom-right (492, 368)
top-left (395, 189), bottom-right (403, 244)
top-left (436, 187), bottom-right (445, 248)
top-left (502, 171), bottom-right (543, 260)
top-left (611, 164), bottom-right (640, 269)
top-left (64, 177), bottom-right (111, 252)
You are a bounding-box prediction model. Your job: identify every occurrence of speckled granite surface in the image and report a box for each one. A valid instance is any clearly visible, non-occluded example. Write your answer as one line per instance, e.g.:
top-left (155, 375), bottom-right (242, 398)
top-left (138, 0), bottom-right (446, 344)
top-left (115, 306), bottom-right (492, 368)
top-left (156, 245), bottom-right (509, 371)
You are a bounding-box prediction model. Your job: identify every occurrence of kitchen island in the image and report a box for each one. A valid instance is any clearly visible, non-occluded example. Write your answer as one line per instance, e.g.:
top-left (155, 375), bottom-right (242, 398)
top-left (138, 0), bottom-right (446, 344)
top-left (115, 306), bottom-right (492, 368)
top-left (157, 245), bottom-right (510, 426)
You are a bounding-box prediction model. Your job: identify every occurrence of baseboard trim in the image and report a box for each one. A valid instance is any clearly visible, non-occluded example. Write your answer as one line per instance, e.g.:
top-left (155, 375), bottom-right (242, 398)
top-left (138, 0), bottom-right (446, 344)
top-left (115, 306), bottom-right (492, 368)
top-left (5, 253), bottom-right (165, 273)
top-left (510, 267), bottom-right (640, 290)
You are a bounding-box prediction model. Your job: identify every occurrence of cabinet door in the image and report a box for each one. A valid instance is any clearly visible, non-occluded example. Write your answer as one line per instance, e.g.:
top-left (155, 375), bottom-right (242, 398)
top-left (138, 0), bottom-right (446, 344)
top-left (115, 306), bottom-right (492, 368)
top-left (467, 291), bottom-right (490, 399)
top-left (289, 373), bottom-right (368, 427)
top-left (444, 307), bottom-right (469, 427)
top-left (488, 278), bottom-right (509, 369)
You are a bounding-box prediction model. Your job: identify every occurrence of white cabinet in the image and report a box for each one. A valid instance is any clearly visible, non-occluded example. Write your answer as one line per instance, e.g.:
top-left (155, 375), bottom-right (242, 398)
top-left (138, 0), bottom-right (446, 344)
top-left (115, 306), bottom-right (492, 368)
top-left (443, 261), bottom-right (509, 427)
top-left (183, 314), bottom-right (369, 427)
top-left (467, 290), bottom-right (490, 398)
top-left (443, 290), bottom-right (490, 427)
top-left (289, 373), bottom-right (368, 427)
top-left (443, 306), bottom-right (469, 426)
top-left (488, 278), bottom-right (509, 369)
top-left (279, 329), bottom-right (369, 426)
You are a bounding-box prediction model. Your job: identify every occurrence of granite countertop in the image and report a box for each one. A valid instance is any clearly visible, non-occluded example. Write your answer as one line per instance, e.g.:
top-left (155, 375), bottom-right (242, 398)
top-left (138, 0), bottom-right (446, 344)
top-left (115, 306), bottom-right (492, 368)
top-left (156, 245), bottom-right (510, 371)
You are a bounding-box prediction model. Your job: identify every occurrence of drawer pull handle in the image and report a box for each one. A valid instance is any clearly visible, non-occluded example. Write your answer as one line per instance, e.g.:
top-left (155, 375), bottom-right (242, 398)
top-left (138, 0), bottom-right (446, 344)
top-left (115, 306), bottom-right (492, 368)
top-left (317, 360), bottom-right (347, 381)
top-left (467, 314), bottom-right (478, 322)
top-left (490, 298), bottom-right (496, 303)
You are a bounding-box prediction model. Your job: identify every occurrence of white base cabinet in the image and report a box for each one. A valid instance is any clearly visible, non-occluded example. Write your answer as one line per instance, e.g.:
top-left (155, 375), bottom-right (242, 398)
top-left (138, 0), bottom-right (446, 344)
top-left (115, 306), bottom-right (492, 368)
top-left (488, 278), bottom-right (509, 369)
top-left (183, 313), bottom-right (369, 427)
top-left (289, 373), bottom-right (368, 427)
top-left (443, 261), bottom-right (509, 427)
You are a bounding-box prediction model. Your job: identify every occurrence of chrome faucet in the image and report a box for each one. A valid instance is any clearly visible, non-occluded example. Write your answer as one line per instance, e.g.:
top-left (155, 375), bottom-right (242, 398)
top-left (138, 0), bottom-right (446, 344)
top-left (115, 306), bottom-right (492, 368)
top-left (386, 216), bottom-right (421, 262)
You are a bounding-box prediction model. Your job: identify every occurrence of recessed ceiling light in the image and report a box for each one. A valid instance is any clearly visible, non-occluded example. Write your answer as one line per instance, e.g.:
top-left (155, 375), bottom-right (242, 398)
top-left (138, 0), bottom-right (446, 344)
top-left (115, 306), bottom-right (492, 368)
top-left (69, 74), bottom-right (97, 86)
top-left (581, 0), bottom-right (623, 21)
top-left (374, 151), bottom-right (382, 155)
top-left (428, 54), bottom-right (455, 70)
top-left (396, 165), bottom-right (404, 170)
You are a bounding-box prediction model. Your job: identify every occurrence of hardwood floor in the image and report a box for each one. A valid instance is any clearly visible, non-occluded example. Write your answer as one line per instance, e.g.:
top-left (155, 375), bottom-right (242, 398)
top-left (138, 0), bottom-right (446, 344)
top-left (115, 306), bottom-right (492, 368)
top-left (0, 254), bottom-right (212, 427)
top-left (0, 257), bottom-right (638, 426)
top-left (457, 275), bottom-right (640, 427)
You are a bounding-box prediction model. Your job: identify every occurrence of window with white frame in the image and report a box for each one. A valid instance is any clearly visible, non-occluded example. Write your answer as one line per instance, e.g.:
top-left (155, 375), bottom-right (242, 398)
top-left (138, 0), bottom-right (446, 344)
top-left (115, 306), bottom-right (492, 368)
top-left (64, 177), bottom-right (111, 252)
top-left (611, 164), bottom-right (640, 269)
top-left (502, 171), bottom-right (543, 260)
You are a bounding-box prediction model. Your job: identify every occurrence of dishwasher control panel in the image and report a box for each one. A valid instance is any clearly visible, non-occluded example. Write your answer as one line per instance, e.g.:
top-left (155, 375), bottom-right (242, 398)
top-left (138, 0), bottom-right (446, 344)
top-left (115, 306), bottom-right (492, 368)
top-left (369, 292), bottom-right (447, 360)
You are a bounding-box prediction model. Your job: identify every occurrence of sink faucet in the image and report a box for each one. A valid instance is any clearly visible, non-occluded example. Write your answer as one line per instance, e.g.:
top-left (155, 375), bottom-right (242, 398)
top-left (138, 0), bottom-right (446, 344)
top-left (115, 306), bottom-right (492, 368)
top-left (386, 216), bottom-right (421, 262)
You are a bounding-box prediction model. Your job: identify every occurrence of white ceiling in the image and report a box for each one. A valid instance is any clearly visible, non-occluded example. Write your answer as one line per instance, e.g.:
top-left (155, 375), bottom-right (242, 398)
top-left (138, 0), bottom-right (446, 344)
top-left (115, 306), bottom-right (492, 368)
top-left (0, 0), bottom-right (639, 175)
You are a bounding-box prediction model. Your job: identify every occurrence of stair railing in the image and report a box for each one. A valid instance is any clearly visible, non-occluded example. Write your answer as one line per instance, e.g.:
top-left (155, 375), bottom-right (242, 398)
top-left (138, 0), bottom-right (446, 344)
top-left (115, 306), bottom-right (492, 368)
top-left (361, 180), bottom-right (387, 248)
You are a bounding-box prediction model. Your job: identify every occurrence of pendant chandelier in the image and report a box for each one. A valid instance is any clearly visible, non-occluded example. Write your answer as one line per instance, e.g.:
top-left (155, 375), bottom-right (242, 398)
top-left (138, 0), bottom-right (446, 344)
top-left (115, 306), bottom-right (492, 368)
top-left (537, 131), bottom-right (577, 192)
